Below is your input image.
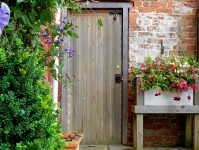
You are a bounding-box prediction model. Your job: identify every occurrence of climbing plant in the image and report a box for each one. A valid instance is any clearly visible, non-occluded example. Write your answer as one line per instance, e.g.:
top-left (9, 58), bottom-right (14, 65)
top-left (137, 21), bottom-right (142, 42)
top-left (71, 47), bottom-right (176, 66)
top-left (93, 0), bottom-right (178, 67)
top-left (0, 0), bottom-right (82, 149)
top-left (2, 0), bottom-right (81, 80)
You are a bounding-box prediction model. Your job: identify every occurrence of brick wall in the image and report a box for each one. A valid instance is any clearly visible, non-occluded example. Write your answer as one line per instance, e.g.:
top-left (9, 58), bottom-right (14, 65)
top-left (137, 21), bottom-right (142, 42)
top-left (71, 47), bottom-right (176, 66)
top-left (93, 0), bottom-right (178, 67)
top-left (128, 0), bottom-right (197, 147)
top-left (129, 0), bottom-right (197, 66)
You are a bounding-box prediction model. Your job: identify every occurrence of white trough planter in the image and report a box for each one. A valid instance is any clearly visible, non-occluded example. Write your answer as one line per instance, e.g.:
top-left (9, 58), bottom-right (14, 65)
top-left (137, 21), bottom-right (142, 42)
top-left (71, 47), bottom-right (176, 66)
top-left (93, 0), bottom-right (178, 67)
top-left (144, 89), bottom-right (193, 106)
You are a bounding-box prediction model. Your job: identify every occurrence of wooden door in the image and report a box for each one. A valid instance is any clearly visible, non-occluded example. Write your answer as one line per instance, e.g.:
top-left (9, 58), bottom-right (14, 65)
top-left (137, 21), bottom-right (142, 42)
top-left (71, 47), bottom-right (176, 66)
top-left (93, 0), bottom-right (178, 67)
top-left (62, 10), bottom-right (122, 144)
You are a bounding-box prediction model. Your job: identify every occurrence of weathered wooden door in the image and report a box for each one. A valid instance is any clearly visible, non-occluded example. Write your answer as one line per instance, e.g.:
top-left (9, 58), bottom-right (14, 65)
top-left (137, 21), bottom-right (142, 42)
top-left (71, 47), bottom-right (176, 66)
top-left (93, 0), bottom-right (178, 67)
top-left (62, 10), bottom-right (122, 144)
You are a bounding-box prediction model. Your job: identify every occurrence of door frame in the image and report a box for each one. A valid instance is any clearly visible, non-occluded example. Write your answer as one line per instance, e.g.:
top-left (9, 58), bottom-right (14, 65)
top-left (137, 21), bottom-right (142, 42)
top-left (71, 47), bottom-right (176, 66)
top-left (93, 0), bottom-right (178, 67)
top-left (61, 2), bottom-right (133, 144)
top-left (82, 2), bottom-right (133, 144)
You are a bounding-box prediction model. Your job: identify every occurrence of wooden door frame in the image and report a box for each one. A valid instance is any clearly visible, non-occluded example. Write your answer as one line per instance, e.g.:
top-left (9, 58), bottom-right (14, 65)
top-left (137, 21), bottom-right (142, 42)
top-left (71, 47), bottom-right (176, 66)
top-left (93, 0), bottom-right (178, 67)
top-left (79, 2), bottom-right (133, 144)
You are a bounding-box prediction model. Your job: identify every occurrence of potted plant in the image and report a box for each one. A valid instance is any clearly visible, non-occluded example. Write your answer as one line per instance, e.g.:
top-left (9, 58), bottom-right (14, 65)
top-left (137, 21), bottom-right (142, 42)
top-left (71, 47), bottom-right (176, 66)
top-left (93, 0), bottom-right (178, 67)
top-left (130, 54), bottom-right (199, 106)
top-left (61, 133), bottom-right (83, 150)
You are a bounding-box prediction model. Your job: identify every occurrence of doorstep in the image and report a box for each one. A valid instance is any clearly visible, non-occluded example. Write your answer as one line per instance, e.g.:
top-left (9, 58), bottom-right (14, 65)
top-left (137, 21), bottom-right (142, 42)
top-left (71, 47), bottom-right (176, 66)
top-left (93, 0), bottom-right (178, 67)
top-left (80, 145), bottom-right (191, 150)
top-left (80, 145), bottom-right (134, 150)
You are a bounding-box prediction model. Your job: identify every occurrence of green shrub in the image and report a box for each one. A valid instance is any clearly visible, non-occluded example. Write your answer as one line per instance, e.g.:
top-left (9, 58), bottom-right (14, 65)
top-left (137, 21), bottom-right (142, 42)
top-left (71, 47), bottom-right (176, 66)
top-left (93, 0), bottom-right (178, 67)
top-left (0, 37), bottom-right (66, 149)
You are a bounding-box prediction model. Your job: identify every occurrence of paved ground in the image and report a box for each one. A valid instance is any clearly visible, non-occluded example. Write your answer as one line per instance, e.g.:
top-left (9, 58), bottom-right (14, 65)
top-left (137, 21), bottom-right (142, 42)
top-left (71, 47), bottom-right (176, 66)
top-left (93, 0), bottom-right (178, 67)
top-left (80, 145), bottom-right (192, 150)
top-left (80, 145), bottom-right (133, 150)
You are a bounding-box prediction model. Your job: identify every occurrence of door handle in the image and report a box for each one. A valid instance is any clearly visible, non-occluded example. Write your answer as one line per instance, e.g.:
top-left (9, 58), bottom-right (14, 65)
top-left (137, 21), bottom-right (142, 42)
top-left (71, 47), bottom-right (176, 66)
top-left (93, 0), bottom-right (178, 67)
top-left (115, 74), bottom-right (122, 84)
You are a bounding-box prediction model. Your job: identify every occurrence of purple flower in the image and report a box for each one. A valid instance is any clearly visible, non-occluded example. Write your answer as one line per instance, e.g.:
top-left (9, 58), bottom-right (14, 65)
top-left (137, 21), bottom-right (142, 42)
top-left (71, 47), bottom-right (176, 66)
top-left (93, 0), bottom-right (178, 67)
top-left (42, 32), bottom-right (49, 38)
top-left (56, 37), bottom-right (64, 44)
top-left (68, 52), bottom-right (74, 58)
top-left (57, 27), bottom-right (64, 32)
top-left (64, 48), bottom-right (76, 58)
top-left (45, 39), bottom-right (52, 44)
top-left (0, 2), bottom-right (10, 33)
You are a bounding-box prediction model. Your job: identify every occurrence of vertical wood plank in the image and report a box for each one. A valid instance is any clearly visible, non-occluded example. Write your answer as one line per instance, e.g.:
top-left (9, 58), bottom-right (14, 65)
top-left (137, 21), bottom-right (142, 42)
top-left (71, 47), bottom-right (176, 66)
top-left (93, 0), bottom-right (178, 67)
top-left (122, 7), bottom-right (129, 145)
top-left (79, 14), bottom-right (88, 143)
top-left (133, 114), bottom-right (143, 150)
top-left (95, 14), bottom-right (104, 144)
top-left (103, 14), bottom-right (109, 144)
top-left (194, 80), bottom-right (199, 150)
top-left (112, 13), bottom-right (122, 144)
top-left (185, 114), bottom-right (192, 148)
top-left (194, 115), bottom-right (199, 150)
top-left (86, 15), bottom-right (92, 144)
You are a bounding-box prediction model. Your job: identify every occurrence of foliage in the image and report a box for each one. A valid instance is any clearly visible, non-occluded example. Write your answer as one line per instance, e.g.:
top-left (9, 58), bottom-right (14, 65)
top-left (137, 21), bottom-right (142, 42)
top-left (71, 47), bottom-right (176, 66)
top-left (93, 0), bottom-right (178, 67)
top-left (130, 55), bottom-right (199, 101)
top-left (2, 0), bottom-right (81, 80)
top-left (0, 37), bottom-right (66, 149)
top-left (0, 0), bottom-right (84, 149)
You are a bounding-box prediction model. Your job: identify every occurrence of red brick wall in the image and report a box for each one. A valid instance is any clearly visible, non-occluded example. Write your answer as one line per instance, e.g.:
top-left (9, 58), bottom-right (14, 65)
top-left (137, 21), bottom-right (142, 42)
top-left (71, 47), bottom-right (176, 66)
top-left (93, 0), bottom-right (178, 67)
top-left (129, 0), bottom-right (197, 66)
top-left (128, 0), bottom-right (197, 147)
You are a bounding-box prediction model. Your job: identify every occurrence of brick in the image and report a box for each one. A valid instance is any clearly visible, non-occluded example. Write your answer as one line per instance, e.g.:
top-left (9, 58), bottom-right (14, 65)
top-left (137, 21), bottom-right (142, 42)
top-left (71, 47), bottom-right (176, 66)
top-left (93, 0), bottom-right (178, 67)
top-left (188, 32), bottom-right (196, 38)
top-left (156, 8), bottom-right (173, 13)
top-left (180, 26), bottom-right (196, 32)
top-left (181, 38), bottom-right (196, 45)
top-left (129, 25), bottom-right (143, 31)
top-left (143, 2), bottom-right (150, 7)
top-left (179, 32), bottom-right (187, 38)
top-left (183, 14), bottom-right (196, 20)
top-left (157, 33), bottom-right (165, 38)
top-left (185, 1), bottom-right (197, 8)
top-left (152, 20), bottom-right (160, 25)
top-left (188, 20), bottom-right (196, 26)
top-left (138, 32), bottom-right (153, 37)
top-left (129, 14), bottom-right (138, 24)
top-left (187, 45), bottom-right (196, 50)
top-left (169, 27), bottom-right (179, 32)
top-left (138, 7), bottom-right (155, 13)
top-left (151, 1), bottom-right (168, 7)
top-left (168, 0), bottom-right (174, 7)
top-left (134, 1), bottom-right (142, 7)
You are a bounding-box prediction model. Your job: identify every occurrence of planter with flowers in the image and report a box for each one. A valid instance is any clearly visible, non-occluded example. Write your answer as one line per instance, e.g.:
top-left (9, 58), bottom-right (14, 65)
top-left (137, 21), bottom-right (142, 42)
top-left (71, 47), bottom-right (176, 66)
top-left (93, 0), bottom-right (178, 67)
top-left (130, 54), bottom-right (199, 106)
top-left (61, 133), bottom-right (83, 150)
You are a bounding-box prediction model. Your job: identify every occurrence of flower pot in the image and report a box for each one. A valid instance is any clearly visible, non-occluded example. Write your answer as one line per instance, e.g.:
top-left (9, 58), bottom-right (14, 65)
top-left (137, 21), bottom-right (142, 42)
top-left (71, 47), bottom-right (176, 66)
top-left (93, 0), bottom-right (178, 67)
top-left (61, 134), bottom-right (83, 150)
top-left (144, 89), bottom-right (193, 106)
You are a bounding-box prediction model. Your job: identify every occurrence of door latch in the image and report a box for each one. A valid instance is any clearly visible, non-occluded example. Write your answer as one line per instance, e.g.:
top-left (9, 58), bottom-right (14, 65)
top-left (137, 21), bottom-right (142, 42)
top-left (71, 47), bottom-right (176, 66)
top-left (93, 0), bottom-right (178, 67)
top-left (115, 74), bottom-right (122, 84)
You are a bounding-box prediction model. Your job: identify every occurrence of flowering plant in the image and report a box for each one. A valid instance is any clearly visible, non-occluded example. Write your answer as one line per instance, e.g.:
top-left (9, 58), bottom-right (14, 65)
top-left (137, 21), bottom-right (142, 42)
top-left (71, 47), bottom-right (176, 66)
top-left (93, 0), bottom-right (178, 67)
top-left (130, 55), bottom-right (199, 101)
top-left (0, 2), bottom-right (10, 35)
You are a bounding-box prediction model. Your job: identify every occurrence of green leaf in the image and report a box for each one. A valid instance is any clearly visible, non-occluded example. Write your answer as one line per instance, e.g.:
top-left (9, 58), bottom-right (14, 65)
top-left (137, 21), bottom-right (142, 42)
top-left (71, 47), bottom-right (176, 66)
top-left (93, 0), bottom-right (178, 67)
top-left (21, 15), bottom-right (30, 26)
top-left (17, 0), bottom-right (25, 3)
top-left (67, 30), bottom-right (79, 38)
top-left (85, 0), bottom-right (89, 6)
top-left (48, 59), bottom-right (55, 68)
top-left (97, 19), bottom-right (103, 27)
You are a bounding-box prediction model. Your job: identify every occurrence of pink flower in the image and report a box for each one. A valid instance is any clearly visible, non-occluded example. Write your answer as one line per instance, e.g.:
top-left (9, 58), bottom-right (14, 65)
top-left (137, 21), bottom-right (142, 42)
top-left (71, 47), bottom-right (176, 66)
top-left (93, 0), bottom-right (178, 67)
top-left (173, 96), bottom-right (181, 101)
top-left (187, 95), bottom-right (191, 100)
top-left (180, 85), bottom-right (189, 92)
top-left (190, 84), bottom-right (197, 90)
top-left (194, 76), bottom-right (197, 80)
top-left (172, 83), bottom-right (179, 88)
top-left (168, 64), bottom-right (176, 71)
top-left (180, 80), bottom-right (187, 85)
top-left (189, 67), bottom-right (195, 74)
top-left (155, 91), bottom-right (161, 96)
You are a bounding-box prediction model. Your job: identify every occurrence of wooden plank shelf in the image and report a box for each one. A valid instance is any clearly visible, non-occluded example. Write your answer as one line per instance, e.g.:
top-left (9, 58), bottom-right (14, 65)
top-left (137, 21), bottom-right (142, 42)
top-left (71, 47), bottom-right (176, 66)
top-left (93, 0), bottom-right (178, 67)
top-left (131, 105), bottom-right (199, 114)
top-left (132, 77), bottom-right (199, 150)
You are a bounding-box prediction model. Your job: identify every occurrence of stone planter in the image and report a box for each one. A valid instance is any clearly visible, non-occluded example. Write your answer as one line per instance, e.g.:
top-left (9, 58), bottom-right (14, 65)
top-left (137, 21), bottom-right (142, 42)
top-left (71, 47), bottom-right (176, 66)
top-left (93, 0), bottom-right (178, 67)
top-left (61, 134), bottom-right (83, 150)
top-left (144, 89), bottom-right (193, 106)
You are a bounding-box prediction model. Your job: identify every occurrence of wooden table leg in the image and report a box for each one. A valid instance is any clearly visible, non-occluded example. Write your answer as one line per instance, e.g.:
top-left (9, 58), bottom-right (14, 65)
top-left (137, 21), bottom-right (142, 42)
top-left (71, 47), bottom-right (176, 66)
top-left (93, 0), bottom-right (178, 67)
top-left (133, 113), bottom-right (143, 150)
